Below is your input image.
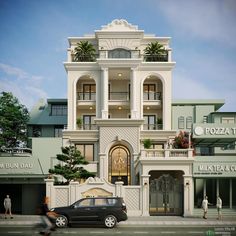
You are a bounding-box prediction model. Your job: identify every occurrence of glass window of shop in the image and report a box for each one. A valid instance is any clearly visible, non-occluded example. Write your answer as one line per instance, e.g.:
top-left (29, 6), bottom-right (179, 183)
top-left (232, 179), bottom-right (236, 208)
top-left (206, 179), bottom-right (216, 206)
top-left (219, 179), bottom-right (230, 207)
top-left (194, 178), bottom-right (232, 208)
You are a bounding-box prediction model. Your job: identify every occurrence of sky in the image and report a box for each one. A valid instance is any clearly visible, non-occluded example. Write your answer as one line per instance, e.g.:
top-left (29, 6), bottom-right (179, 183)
top-left (0, 0), bottom-right (236, 111)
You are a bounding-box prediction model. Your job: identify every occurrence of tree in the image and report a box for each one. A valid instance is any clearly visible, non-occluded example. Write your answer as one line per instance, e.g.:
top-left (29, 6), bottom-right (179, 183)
top-left (73, 41), bottom-right (96, 62)
top-left (49, 145), bottom-right (95, 184)
top-left (144, 41), bottom-right (167, 62)
top-left (0, 92), bottom-right (29, 149)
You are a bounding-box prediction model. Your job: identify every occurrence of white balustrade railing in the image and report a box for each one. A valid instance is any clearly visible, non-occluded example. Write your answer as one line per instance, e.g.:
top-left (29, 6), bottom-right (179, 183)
top-left (140, 148), bottom-right (193, 158)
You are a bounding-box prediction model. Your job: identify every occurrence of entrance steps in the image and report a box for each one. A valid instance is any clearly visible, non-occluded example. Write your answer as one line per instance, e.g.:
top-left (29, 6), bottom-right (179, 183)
top-left (193, 208), bottom-right (236, 218)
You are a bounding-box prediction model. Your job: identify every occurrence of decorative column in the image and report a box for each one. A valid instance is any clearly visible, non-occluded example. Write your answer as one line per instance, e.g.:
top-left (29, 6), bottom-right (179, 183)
top-left (99, 153), bottom-right (108, 179)
top-left (115, 181), bottom-right (124, 197)
top-left (130, 68), bottom-right (138, 118)
top-left (101, 68), bottom-right (108, 118)
top-left (183, 175), bottom-right (194, 217)
top-left (141, 174), bottom-right (150, 216)
top-left (69, 181), bottom-right (79, 205)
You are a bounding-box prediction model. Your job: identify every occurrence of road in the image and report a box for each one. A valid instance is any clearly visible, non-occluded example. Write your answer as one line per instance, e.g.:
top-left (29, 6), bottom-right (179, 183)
top-left (1, 225), bottom-right (236, 236)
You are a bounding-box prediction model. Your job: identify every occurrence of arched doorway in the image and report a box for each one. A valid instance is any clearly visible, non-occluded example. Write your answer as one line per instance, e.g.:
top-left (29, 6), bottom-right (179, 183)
top-left (108, 145), bottom-right (131, 185)
top-left (149, 171), bottom-right (184, 215)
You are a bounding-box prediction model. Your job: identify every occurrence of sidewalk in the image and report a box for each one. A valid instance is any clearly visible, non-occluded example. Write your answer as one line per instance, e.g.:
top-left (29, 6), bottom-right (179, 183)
top-left (0, 214), bottom-right (236, 227)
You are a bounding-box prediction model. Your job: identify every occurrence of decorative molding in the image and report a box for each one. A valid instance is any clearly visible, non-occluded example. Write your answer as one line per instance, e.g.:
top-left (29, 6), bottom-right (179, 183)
top-left (100, 19), bottom-right (138, 31)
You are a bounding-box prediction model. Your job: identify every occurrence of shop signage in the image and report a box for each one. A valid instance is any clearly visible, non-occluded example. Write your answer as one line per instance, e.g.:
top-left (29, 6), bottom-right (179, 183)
top-left (194, 126), bottom-right (236, 136)
top-left (0, 163), bottom-right (33, 169)
top-left (193, 163), bottom-right (236, 177)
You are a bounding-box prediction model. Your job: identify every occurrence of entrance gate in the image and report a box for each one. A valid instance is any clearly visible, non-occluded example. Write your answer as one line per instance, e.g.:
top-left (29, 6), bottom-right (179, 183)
top-left (150, 174), bottom-right (183, 215)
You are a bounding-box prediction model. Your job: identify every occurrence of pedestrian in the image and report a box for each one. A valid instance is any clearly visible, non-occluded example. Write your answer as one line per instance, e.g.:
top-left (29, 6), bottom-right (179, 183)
top-left (216, 196), bottom-right (222, 220)
top-left (39, 196), bottom-right (57, 236)
top-left (202, 196), bottom-right (209, 219)
top-left (4, 195), bottom-right (13, 219)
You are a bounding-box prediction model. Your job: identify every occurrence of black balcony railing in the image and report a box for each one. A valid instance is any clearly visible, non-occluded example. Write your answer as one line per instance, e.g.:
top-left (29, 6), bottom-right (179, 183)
top-left (82, 124), bottom-right (98, 130)
top-left (77, 92), bottom-right (96, 100)
top-left (143, 92), bottom-right (161, 100)
top-left (143, 124), bottom-right (163, 130)
top-left (143, 54), bottom-right (168, 62)
top-left (109, 92), bottom-right (129, 101)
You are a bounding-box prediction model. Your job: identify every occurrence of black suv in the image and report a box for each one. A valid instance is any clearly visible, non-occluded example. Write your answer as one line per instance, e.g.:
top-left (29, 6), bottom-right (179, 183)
top-left (50, 197), bottom-right (128, 228)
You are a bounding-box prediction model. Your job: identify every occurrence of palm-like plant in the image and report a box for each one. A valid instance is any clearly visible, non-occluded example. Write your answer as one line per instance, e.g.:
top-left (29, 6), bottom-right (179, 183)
top-left (73, 41), bottom-right (96, 62)
top-left (144, 42), bottom-right (167, 62)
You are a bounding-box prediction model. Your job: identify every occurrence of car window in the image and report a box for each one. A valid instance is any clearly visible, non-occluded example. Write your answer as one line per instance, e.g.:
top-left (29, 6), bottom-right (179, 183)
top-left (77, 199), bottom-right (93, 207)
top-left (107, 198), bottom-right (118, 206)
top-left (94, 198), bottom-right (108, 206)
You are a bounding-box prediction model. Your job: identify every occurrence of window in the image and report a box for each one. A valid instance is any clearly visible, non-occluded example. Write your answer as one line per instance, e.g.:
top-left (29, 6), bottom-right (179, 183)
top-left (51, 104), bottom-right (67, 116)
top-left (108, 48), bottom-right (131, 58)
top-left (222, 117), bottom-right (235, 124)
top-left (32, 126), bottom-right (41, 137)
top-left (83, 115), bottom-right (96, 130)
top-left (76, 144), bottom-right (94, 162)
top-left (143, 84), bottom-right (156, 100)
top-left (54, 125), bottom-right (64, 137)
top-left (186, 116), bottom-right (192, 129)
top-left (144, 115), bottom-right (156, 130)
top-left (94, 198), bottom-right (107, 206)
top-left (78, 199), bottom-right (93, 207)
top-left (178, 116), bottom-right (185, 129)
top-left (83, 84), bottom-right (96, 100)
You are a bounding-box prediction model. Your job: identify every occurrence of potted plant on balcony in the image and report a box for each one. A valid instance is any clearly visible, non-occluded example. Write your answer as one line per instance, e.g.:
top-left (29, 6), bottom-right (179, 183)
top-left (143, 139), bottom-right (152, 149)
top-left (76, 117), bottom-right (83, 129)
top-left (144, 42), bottom-right (167, 62)
top-left (173, 131), bottom-right (190, 149)
top-left (73, 41), bottom-right (96, 62)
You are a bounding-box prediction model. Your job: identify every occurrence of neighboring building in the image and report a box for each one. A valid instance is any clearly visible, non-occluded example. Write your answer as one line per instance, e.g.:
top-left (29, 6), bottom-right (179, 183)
top-left (0, 99), bottom-right (66, 214)
top-left (0, 19), bottom-right (235, 216)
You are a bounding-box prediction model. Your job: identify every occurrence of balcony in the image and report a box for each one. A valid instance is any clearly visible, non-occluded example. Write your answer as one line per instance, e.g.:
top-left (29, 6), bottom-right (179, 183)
top-left (67, 49), bottom-right (171, 63)
top-left (77, 92), bottom-right (96, 101)
top-left (143, 124), bottom-right (163, 130)
top-left (81, 124), bottom-right (98, 130)
top-left (143, 92), bottom-right (161, 101)
top-left (109, 92), bottom-right (129, 101)
top-left (140, 148), bottom-right (193, 158)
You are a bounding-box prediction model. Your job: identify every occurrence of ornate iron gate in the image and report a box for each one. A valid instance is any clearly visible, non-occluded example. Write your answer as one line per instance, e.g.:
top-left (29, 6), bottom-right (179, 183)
top-left (150, 174), bottom-right (183, 215)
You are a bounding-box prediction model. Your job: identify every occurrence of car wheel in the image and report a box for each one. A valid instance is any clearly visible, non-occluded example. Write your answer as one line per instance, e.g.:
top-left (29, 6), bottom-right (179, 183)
top-left (55, 215), bottom-right (68, 228)
top-left (104, 215), bottom-right (117, 228)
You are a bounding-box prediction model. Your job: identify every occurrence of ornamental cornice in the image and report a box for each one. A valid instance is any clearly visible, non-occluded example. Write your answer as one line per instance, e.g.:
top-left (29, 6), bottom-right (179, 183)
top-left (97, 58), bottom-right (142, 68)
top-left (94, 118), bottom-right (144, 127)
top-left (64, 62), bottom-right (100, 71)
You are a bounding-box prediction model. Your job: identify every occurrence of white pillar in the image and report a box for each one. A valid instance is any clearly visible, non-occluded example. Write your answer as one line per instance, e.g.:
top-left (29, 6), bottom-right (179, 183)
top-left (183, 175), bottom-right (194, 217)
top-left (101, 68), bottom-right (108, 118)
top-left (130, 68), bottom-right (138, 118)
top-left (99, 153), bottom-right (108, 180)
top-left (141, 175), bottom-right (150, 216)
top-left (69, 181), bottom-right (79, 205)
top-left (115, 181), bottom-right (124, 197)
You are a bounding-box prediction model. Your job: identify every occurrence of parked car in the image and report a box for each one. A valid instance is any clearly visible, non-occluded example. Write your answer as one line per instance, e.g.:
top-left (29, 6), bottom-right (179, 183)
top-left (50, 197), bottom-right (128, 228)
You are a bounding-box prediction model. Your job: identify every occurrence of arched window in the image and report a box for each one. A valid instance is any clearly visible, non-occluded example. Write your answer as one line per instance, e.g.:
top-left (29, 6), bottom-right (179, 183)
top-left (108, 145), bottom-right (131, 185)
top-left (108, 48), bottom-right (131, 58)
top-left (178, 116), bottom-right (185, 129)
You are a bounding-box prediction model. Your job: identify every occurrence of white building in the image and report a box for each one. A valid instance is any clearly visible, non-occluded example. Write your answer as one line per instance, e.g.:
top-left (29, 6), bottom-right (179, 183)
top-left (62, 19), bottom-right (194, 216)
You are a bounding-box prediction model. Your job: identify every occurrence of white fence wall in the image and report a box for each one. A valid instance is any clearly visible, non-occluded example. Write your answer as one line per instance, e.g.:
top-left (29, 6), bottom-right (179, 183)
top-left (45, 177), bottom-right (143, 216)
